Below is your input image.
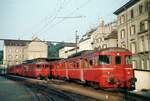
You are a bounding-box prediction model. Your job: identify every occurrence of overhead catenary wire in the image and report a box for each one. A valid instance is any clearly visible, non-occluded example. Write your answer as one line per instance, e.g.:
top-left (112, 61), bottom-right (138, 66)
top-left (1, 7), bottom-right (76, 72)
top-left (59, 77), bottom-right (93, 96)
top-left (25, 0), bottom-right (60, 34)
top-left (38, 0), bottom-right (91, 34)
top-left (35, 0), bottom-right (71, 35)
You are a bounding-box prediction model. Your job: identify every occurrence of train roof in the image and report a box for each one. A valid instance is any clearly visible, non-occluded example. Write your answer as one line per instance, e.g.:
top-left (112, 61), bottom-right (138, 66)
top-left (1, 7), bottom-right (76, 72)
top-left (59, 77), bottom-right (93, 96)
top-left (68, 47), bottom-right (130, 58)
top-left (68, 50), bottom-right (93, 58)
top-left (98, 47), bottom-right (130, 52)
top-left (22, 57), bottom-right (62, 64)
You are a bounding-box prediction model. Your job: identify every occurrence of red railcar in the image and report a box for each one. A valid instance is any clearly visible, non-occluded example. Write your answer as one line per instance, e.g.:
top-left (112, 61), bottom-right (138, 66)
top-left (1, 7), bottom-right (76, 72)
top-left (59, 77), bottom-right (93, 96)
top-left (51, 47), bottom-right (136, 90)
top-left (8, 62), bottom-right (50, 79)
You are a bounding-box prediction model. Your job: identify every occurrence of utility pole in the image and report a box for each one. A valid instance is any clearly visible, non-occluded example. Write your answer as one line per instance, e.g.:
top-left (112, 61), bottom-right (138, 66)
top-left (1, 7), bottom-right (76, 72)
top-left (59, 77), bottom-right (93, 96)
top-left (75, 30), bottom-right (79, 53)
top-left (148, 0), bottom-right (150, 69)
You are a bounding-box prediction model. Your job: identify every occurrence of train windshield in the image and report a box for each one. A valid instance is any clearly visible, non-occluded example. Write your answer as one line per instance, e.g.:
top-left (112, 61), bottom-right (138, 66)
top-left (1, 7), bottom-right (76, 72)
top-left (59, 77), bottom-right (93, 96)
top-left (96, 55), bottom-right (111, 65)
top-left (115, 56), bottom-right (121, 64)
top-left (125, 56), bottom-right (132, 64)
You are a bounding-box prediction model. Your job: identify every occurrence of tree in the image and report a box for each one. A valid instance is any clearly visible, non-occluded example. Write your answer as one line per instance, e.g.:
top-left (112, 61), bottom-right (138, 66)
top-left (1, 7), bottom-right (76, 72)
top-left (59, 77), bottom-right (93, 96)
top-left (0, 50), bottom-right (3, 64)
top-left (47, 42), bottom-right (64, 58)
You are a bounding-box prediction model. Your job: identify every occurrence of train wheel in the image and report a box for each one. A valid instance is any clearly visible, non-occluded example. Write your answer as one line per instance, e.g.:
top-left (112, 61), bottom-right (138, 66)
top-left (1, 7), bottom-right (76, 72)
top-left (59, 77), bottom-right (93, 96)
top-left (45, 77), bottom-right (49, 81)
top-left (37, 75), bottom-right (42, 80)
top-left (93, 82), bottom-right (100, 89)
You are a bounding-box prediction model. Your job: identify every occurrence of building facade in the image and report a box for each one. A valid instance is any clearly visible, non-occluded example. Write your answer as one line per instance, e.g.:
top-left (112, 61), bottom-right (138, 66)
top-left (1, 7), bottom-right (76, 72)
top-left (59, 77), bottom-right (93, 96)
top-left (25, 38), bottom-right (48, 60)
top-left (59, 43), bottom-right (77, 58)
top-left (3, 37), bottom-right (48, 67)
top-left (78, 29), bottom-right (94, 52)
top-left (114, 0), bottom-right (150, 90)
top-left (91, 20), bottom-right (118, 50)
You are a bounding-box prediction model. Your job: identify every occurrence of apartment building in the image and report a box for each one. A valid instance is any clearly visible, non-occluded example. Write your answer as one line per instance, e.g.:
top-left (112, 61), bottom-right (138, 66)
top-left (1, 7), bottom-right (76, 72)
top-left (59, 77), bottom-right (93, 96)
top-left (59, 43), bottom-right (77, 58)
top-left (78, 29), bottom-right (94, 52)
top-left (91, 20), bottom-right (118, 50)
top-left (114, 0), bottom-right (150, 90)
top-left (3, 37), bottom-right (48, 67)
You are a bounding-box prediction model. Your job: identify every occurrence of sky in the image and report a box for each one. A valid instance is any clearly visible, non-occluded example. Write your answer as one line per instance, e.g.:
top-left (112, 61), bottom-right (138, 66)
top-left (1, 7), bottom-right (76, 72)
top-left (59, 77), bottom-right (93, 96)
top-left (0, 0), bottom-right (129, 43)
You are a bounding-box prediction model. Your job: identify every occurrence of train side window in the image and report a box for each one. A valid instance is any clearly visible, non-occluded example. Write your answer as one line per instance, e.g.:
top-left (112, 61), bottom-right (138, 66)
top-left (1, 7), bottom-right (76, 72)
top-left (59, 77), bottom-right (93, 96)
top-left (76, 62), bottom-right (79, 69)
top-left (37, 65), bottom-right (41, 69)
top-left (89, 60), bottom-right (93, 67)
top-left (45, 64), bottom-right (49, 68)
top-left (84, 59), bottom-right (88, 68)
top-left (126, 56), bottom-right (132, 64)
top-left (56, 64), bottom-right (59, 69)
top-left (99, 55), bottom-right (111, 65)
top-left (50, 65), bottom-right (53, 69)
top-left (115, 56), bottom-right (121, 64)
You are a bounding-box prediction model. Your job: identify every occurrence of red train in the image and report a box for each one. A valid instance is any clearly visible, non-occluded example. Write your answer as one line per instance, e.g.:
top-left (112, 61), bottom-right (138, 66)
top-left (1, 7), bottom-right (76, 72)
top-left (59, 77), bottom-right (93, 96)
top-left (8, 47), bottom-right (137, 90)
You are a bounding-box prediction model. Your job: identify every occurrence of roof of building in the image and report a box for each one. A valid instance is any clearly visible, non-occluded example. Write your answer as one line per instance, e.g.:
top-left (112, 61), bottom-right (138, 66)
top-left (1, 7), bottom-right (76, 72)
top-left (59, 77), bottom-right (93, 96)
top-left (4, 39), bottom-right (31, 46)
top-left (63, 43), bottom-right (77, 47)
top-left (113, 0), bottom-right (140, 15)
top-left (79, 28), bottom-right (96, 43)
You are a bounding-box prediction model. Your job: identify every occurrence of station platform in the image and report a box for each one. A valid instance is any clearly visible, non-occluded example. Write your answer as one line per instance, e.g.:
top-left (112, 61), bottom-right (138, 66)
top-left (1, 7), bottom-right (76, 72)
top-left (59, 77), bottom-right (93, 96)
top-left (0, 76), bottom-right (33, 101)
top-left (130, 89), bottom-right (150, 100)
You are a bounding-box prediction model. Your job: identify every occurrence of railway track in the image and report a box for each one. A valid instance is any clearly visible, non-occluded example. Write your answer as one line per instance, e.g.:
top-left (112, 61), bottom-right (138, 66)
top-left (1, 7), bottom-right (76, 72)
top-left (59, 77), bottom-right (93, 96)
top-left (6, 75), bottom-right (97, 101)
top-left (6, 75), bottom-right (150, 101)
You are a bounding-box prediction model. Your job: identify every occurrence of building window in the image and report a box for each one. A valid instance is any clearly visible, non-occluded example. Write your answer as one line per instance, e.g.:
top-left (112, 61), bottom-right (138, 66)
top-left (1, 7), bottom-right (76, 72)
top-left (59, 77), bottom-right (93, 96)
top-left (144, 1), bottom-right (149, 11)
top-left (16, 61), bottom-right (19, 64)
top-left (103, 44), bottom-right (107, 49)
top-left (120, 29), bottom-right (125, 39)
top-left (8, 61), bottom-right (11, 66)
top-left (16, 49), bottom-right (19, 53)
top-left (130, 42), bottom-right (136, 53)
top-left (16, 55), bottom-right (19, 59)
top-left (145, 35), bottom-right (149, 51)
top-left (145, 21), bottom-right (148, 30)
top-left (139, 36), bottom-right (144, 52)
top-left (140, 21), bottom-right (147, 32)
top-left (120, 15), bottom-right (125, 24)
top-left (146, 59), bottom-right (150, 70)
top-left (141, 59), bottom-right (144, 69)
top-left (122, 44), bottom-right (126, 48)
top-left (8, 49), bottom-right (12, 53)
top-left (8, 55), bottom-right (12, 59)
top-left (130, 9), bottom-right (134, 18)
top-left (99, 38), bottom-right (102, 42)
top-left (139, 4), bottom-right (143, 14)
top-left (130, 25), bottom-right (136, 35)
top-left (132, 60), bottom-right (137, 69)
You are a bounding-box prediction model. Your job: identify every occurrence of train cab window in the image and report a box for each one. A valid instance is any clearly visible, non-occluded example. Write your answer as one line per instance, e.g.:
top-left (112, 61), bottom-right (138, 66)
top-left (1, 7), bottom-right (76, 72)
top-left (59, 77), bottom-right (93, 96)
top-left (115, 56), bottom-right (121, 64)
top-left (98, 55), bottom-right (111, 65)
top-left (126, 56), bottom-right (132, 64)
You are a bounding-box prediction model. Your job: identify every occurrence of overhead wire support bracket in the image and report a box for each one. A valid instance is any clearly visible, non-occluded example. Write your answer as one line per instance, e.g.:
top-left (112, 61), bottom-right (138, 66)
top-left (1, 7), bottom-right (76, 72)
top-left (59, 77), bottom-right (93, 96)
top-left (55, 16), bottom-right (86, 19)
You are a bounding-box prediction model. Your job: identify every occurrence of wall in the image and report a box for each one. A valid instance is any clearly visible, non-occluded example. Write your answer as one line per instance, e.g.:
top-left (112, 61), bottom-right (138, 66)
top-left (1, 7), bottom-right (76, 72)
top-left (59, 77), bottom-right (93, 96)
top-left (134, 70), bottom-right (150, 90)
top-left (78, 38), bottom-right (93, 51)
top-left (27, 41), bottom-right (48, 60)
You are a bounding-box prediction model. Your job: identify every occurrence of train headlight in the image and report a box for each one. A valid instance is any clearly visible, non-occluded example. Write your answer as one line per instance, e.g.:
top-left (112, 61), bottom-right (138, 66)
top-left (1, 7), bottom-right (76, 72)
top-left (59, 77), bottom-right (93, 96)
top-left (107, 72), bottom-right (110, 75)
top-left (107, 77), bottom-right (114, 84)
